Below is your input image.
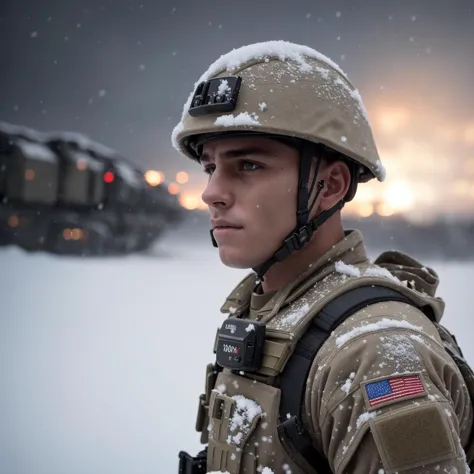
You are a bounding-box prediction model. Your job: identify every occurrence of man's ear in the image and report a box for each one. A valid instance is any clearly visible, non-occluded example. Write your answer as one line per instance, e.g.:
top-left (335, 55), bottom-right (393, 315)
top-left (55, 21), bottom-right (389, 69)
top-left (318, 161), bottom-right (351, 211)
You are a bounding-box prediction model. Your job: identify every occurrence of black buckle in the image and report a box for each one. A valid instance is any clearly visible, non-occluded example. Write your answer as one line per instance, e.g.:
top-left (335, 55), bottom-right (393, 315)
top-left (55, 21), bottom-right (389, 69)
top-left (286, 227), bottom-right (312, 252)
top-left (279, 416), bottom-right (313, 453)
top-left (178, 449), bottom-right (207, 474)
top-left (188, 76), bottom-right (242, 117)
top-left (274, 226), bottom-right (312, 262)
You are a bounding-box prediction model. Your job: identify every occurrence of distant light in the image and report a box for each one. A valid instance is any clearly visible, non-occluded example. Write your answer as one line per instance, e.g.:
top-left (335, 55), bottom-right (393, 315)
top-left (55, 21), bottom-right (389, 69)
top-left (168, 182), bottom-right (180, 195)
top-left (71, 228), bottom-right (82, 240)
top-left (180, 194), bottom-right (199, 210)
top-left (176, 171), bottom-right (189, 184)
top-left (77, 159), bottom-right (88, 171)
top-left (63, 228), bottom-right (84, 240)
top-left (25, 169), bottom-right (35, 181)
top-left (383, 180), bottom-right (414, 212)
top-left (179, 192), bottom-right (207, 210)
top-left (8, 215), bottom-right (19, 228)
top-left (104, 171), bottom-right (115, 183)
top-left (376, 203), bottom-right (394, 217)
top-left (145, 170), bottom-right (164, 186)
top-left (358, 203), bottom-right (374, 218)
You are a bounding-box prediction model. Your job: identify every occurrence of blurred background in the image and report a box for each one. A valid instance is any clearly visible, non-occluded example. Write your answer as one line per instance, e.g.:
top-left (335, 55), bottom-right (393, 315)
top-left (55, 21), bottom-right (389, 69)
top-left (1, 0), bottom-right (473, 473)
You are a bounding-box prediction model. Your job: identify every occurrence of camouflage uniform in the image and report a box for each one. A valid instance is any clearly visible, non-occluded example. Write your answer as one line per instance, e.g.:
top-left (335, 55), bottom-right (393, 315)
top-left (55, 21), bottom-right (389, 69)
top-left (172, 41), bottom-right (474, 473)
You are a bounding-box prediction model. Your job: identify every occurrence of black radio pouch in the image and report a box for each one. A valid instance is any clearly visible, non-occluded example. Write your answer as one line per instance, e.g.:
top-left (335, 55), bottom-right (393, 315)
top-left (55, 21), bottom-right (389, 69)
top-left (215, 318), bottom-right (266, 373)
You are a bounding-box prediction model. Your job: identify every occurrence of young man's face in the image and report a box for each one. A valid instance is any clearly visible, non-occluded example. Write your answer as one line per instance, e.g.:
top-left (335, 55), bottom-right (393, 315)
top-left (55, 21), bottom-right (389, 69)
top-left (200, 136), bottom-right (301, 269)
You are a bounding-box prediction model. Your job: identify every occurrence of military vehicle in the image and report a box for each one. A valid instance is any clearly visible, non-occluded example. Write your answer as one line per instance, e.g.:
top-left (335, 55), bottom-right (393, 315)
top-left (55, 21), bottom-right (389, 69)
top-left (0, 121), bottom-right (183, 255)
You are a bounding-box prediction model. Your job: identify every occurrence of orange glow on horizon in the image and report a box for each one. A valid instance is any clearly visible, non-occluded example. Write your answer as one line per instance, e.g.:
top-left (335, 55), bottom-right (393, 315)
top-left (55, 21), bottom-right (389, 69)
top-left (376, 107), bottom-right (410, 134)
top-left (465, 124), bottom-right (474, 144)
top-left (170, 98), bottom-right (474, 219)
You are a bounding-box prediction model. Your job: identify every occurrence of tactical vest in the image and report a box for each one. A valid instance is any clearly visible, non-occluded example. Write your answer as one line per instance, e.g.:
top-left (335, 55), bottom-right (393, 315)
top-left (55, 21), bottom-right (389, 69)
top-left (192, 258), bottom-right (474, 474)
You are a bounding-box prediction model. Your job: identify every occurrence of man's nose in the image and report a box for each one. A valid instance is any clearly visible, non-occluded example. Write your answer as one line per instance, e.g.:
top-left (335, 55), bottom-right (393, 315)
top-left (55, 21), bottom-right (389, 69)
top-left (201, 169), bottom-right (233, 209)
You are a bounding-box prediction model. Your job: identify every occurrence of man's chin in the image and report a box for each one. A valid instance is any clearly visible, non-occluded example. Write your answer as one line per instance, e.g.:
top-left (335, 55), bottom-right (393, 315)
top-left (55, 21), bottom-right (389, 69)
top-left (218, 247), bottom-right (259, 270)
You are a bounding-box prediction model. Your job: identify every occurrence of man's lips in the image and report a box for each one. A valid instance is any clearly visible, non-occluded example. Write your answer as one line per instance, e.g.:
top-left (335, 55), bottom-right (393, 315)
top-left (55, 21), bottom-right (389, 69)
top-left (213, 225), bottom-right (242, 229)
top-left (211, 219), bottom-right (243, 229)
top-left (213, 226), bottom-right (243, 238)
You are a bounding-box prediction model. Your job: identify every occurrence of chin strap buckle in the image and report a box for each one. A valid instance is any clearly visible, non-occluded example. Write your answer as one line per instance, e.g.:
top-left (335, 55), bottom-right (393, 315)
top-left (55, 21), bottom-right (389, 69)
top-left (275, 225), bottom-right (313, 261)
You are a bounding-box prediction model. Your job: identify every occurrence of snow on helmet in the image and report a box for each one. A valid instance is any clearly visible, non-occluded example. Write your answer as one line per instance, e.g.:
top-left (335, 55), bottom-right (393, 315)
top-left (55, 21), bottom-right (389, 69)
top-left (171, 40), bottom-right (386, 184)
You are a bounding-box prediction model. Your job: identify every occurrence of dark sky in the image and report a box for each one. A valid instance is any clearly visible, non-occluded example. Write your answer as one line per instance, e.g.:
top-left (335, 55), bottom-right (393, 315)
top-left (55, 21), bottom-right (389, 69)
top-left (1, 0), bottom-right (474, 217)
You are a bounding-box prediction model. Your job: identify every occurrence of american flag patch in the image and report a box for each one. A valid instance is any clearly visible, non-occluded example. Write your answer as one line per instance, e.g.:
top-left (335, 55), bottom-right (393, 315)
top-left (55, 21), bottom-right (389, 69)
top-left (365, 375), bottom-right (425, 408)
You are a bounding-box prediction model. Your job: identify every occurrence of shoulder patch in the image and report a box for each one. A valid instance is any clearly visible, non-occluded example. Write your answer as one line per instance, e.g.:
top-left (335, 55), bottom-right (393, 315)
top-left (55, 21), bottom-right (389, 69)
top-left (370, 402), bottom-right (458, 471)
top-left (361, 373), bottom-right (426, 411)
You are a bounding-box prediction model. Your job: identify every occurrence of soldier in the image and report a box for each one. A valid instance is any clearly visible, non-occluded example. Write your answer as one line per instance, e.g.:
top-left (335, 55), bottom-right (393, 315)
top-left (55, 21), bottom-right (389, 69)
top-left (172, 41), bottom-right (474, 474)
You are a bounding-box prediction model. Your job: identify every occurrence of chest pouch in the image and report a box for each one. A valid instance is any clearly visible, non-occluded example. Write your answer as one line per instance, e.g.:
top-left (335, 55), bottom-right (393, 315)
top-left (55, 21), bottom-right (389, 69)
top-left (215, 319), bottom-right (266, 373)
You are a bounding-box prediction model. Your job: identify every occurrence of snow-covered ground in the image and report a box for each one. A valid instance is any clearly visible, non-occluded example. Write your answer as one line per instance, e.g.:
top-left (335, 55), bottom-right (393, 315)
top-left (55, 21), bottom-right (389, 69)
top-left (0, 234), bottom-right (472, 474)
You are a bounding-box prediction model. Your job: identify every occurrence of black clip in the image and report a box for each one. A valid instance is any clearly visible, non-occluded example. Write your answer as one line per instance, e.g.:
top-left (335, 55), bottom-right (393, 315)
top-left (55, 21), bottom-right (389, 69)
top-left (210, 229), bottom-right (218, 248)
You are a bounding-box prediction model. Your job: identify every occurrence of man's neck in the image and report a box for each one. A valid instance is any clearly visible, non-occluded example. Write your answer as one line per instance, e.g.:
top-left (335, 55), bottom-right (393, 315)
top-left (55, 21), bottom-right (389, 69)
top-left (260, 219), bottom-right (345, 293)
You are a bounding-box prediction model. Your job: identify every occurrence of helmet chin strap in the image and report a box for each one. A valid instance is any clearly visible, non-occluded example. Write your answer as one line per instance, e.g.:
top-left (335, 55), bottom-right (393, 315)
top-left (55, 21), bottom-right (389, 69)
top-left (209, 143), bottom-right (346, 280)
top-left (252, 144), bottom-right (345, 280)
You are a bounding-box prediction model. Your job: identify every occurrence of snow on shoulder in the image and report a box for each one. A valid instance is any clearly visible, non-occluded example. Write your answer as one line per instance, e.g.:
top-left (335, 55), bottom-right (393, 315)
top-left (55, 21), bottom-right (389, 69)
top-left (335, 261), bottom-right (361, 277)
top-left (336, 318), bottom-right (423, 348)
top-left (335, 260), bottom-right (401, 283)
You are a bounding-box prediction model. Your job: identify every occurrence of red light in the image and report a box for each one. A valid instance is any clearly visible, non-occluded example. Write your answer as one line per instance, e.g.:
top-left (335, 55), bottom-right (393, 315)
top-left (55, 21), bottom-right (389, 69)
top-left (104, 171), bottom-right (115, 183)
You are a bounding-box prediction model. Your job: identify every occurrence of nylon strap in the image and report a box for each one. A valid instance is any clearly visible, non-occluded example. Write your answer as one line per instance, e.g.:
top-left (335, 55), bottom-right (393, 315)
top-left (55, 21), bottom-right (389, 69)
top-left (276, 285), bottom-right (413, 473)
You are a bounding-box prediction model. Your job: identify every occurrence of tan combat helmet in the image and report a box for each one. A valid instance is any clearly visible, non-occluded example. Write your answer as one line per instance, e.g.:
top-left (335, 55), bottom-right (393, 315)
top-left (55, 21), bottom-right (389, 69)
top-left (171, 41), bottom-right (386, 278)
top-left (172, 40), bottom-right (386, 185)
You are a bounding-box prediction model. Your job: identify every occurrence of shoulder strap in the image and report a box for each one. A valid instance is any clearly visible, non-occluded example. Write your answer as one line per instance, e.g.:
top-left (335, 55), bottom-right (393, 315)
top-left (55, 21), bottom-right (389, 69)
top-left (277, 285), bottom-right (412, 473)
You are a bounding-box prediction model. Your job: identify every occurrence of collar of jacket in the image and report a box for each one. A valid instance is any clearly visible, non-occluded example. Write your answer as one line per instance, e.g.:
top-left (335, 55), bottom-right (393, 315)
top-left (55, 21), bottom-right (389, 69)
top-left (220, 229), bottom-right (368, 318)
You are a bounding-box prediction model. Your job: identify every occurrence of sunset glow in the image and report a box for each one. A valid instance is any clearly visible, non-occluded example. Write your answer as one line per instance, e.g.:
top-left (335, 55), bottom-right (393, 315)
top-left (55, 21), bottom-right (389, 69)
top-left (170, 101), bottom-right (474, 220)
top-left (376, 107), bottom-right (410, 134)
top-left (465, 124), bottom-right (474, 144)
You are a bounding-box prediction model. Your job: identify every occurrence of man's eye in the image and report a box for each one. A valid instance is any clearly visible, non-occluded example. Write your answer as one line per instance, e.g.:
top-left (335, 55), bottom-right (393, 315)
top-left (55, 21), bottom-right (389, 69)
top-left (203, 166), bottom-right (215, 175)
top-left (241, 161), bottom-right (260, 171)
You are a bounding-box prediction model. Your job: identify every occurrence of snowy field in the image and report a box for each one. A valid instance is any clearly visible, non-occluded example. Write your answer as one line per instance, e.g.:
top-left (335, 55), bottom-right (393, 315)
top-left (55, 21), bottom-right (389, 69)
top-left (1, 232), bottom-right (473, 474)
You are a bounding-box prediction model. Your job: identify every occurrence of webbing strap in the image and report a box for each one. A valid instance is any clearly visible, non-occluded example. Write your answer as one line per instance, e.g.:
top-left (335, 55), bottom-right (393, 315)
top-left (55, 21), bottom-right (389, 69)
top-left (277, 285), bottom-right (412, 473)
